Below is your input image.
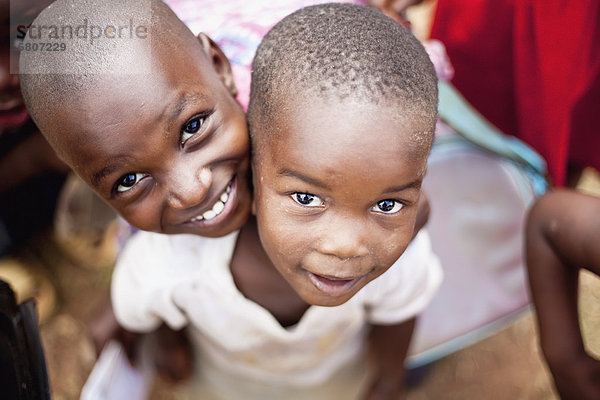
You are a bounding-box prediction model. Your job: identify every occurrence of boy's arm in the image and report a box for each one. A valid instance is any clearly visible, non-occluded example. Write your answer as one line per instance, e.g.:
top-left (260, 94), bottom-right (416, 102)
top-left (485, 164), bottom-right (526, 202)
top-left (526, 189), bottom-right (600, 400)
top-left (363, 319), bottom-right (416, 400)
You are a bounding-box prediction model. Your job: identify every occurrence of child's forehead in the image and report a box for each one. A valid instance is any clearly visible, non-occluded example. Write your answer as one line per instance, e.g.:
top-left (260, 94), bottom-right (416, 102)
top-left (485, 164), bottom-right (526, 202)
top-left (269, 93), bottom-right (431, 149)
top-left (255, 96), bottom-right (429, 195)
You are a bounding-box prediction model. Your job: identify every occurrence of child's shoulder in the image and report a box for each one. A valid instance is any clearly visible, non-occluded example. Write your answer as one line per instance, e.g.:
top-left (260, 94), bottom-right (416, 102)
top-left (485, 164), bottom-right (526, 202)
top-left (120, 230), bottom-right (240, 266)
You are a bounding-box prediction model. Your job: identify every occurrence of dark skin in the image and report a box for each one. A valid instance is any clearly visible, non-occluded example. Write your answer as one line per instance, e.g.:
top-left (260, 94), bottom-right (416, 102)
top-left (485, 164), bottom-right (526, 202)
top-left (364, 318), bottom-right (415, 400)
top-left (526, 188), bottom-right (600, 400)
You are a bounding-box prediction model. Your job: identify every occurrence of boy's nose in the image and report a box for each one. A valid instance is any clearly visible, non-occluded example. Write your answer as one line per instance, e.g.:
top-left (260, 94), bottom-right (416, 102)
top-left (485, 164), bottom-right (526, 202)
top-left (0, 57), bottom-right (20, 93)
top-left (166, 166), bottom-right (212, 210)
top-left (317, 215), bottom-right (369, 260)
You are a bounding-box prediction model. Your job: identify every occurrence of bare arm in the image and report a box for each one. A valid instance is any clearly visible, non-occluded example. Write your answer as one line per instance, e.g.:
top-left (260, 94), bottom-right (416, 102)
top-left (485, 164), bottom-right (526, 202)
top-left (88, 300), bottom-right (192, 384)
top-left (526, 188), bottom-right (600, 400)
top-left (363, 318), bottom-right (415, 400)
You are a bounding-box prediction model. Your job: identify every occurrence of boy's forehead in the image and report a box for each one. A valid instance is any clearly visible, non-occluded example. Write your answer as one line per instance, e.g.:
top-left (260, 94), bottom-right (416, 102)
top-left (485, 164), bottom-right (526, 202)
top-left (261, 93), bottom-right (432, 155)
top-left (254, 95), bottom-right (429, 197)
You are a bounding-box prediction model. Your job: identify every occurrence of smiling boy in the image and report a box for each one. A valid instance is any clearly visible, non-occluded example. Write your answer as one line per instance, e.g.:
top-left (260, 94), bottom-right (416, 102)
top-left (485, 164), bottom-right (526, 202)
top-left (19, 0), bottom-right (253, 384)
top-left (20, 0), bottom-right (251, 238)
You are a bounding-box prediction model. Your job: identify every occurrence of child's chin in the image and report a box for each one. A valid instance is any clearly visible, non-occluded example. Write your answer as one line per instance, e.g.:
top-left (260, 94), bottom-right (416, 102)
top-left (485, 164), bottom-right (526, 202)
top-left (300, 290), bottom-right (357, 308)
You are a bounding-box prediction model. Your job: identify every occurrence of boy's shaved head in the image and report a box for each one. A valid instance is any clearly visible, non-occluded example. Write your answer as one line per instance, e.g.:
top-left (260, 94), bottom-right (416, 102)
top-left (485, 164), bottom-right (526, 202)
top-left (19, 0), bottom-right (251, 238)
top-left (19, 0), bottom-right (201, 160)
top-left (248, 3), bottom-right (438, 149)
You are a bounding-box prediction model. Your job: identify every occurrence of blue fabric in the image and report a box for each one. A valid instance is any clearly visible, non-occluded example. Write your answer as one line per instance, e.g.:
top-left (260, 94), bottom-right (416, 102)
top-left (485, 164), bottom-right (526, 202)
top-left (437, 80), bottom-right (548, 196)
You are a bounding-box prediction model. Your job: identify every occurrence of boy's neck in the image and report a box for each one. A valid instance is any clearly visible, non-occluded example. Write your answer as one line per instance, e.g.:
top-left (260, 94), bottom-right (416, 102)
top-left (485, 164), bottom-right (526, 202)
top-left (230, 216), bottom-right (310, 328)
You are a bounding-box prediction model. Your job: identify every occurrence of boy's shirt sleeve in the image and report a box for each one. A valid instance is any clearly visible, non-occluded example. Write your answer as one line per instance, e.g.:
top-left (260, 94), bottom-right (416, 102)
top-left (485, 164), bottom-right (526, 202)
top-left (364, 230), bottom-right (443, 325)
top-left (111, 231), bottom-right (191, 332)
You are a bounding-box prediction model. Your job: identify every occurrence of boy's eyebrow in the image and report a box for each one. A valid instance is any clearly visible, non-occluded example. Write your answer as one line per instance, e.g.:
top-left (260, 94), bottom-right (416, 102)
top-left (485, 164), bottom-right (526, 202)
top-left (91, 165), bottom-right (118, 188)
top-left (277, 169), bottom-right (331, 190)
top-left (91, 156), bottom-right (133, 188)
top-left (166, 94), bottom-right (189, 131)
top-left (382, 179), bottom-right (422, 193)
top-left (278, 169), bottom-right (422, 193)
top-left (166, 93), bottom-right (208, 131)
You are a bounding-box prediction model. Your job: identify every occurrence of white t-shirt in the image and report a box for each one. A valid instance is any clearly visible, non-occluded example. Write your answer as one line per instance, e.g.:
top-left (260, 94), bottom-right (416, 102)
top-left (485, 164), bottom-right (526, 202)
top-left (112, 230), bottom-right (442, 394)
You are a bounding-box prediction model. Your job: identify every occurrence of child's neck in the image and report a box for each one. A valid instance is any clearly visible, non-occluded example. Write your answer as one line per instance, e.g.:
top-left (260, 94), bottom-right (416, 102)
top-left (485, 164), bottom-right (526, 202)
top-left (230, 216), bottom-right (310, 328)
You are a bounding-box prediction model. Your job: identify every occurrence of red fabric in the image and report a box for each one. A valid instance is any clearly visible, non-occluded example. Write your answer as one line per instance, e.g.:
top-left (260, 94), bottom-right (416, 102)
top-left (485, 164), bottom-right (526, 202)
top-left (431, 0), bottom-right (600, 185)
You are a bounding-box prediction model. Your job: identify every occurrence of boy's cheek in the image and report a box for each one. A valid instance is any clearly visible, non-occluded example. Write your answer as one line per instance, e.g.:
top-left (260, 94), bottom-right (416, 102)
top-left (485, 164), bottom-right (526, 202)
top-left (251, 197), bottom-right (257, 216)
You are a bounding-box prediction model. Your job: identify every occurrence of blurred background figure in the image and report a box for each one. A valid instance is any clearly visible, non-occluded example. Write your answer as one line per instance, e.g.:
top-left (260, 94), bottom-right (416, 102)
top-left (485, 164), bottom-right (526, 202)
top-left (0, 0), bottom-right (69, 257)
top-left (430, 0), bottom-right (600, 186)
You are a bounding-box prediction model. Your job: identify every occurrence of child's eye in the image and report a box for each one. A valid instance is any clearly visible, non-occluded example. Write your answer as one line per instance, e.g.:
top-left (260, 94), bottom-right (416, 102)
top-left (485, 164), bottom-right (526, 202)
top-left (114, 172), bottom-right (145, 193)
top-left (180, 116), bottom-right (205, 144)
top-left (372, 199), bottom-right (403, 214)
top-left (291, 192), bottom-right (325, 207)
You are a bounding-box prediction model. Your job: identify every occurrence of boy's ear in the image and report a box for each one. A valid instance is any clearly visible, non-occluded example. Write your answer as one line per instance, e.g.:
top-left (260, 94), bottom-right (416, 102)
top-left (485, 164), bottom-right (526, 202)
top-left (197, 32), bottom-right (238, 97)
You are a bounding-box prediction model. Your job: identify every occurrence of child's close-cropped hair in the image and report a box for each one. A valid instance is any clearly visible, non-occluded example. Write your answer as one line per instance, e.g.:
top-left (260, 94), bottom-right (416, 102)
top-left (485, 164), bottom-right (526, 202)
top-left (248, 2), bottom-right (438, 154)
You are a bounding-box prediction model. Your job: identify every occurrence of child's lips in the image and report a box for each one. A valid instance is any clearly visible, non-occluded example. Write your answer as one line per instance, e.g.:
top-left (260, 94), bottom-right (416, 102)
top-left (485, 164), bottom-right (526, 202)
top-left (0, 105), bottom-right (29, 129)
top-left (306, 271), bottom-right (361, 297)
top-left (183, 177), bottom-right (237, 228)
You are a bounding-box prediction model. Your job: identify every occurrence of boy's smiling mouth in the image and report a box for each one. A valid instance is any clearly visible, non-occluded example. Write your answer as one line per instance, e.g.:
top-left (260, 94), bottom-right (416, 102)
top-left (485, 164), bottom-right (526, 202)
top-left (184, 177), bottom-right (236, 226)
top-left (190, 183), bottom-right (231, 222)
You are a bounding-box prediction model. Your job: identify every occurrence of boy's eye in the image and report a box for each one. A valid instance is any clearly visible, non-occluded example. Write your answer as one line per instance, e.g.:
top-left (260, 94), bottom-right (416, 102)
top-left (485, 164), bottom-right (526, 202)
top-left (114, 172), bottom-right (145, 193)
top-left (372, 199), bottom-right (403, 214)
top-left (291, 192), bottom-right (325, 207)
top-left (181, 116), bottom-right (205, 144)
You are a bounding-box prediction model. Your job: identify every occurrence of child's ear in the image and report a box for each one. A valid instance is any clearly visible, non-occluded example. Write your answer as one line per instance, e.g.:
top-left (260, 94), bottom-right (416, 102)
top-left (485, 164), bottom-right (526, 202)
top-left (196, 32), bottom-right (238, 97)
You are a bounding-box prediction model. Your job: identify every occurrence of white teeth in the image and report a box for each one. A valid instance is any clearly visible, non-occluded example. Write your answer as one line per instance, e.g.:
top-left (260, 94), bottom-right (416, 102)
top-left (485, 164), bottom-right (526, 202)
top-left (212, 200), bottom-right (225, 214)
top-left (190, 183), bottom-right (232, 222)
top-left (202, 209), bottom-right (217, 221)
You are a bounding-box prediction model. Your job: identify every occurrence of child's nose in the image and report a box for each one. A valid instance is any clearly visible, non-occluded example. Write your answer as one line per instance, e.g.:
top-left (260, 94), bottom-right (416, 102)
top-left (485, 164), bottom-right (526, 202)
top-left (0, 57), bottom-right (20, 93)
top-left (166, 166), bottom-right (212, 210)
top-left (317, 215), bottom-right (369, 260)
